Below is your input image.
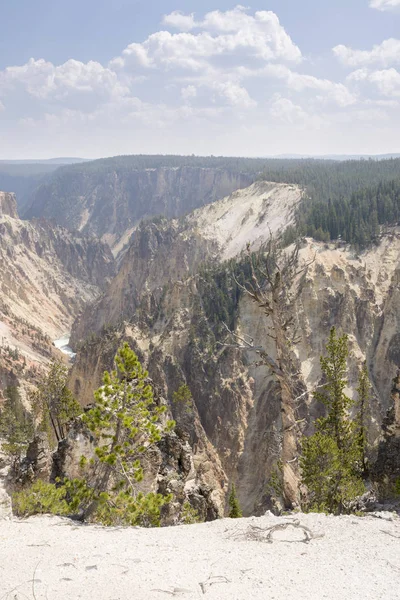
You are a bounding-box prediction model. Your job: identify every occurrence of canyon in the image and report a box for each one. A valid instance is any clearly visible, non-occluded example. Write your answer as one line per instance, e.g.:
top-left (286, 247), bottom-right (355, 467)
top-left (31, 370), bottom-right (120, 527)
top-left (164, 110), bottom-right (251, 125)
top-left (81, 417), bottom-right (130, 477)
top-left (67, 180), bottom-right (400, 515)
top-left (0, 191), bottom-right (114, 400)
top-left (0, 160), bottom-right (399, 519)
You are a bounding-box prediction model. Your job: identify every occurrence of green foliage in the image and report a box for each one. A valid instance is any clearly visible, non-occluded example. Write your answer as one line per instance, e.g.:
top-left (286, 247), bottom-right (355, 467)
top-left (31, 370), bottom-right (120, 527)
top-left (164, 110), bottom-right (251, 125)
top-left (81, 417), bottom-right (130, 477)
top-left (300, 328), bottom-right (365, 514)
top-left (70, 343), bottom-right (174, 521)
top-left (196, 258), bottom-right (253, 348)
top-left (11, 345), bottom-right (175, 527)
top-left (180, 501), bottom-right (202, 525)
top-left (12, 478), bottom-right (170, 527)
top-left (266, 463), bottom-right (284, 499)
top-left (82, 342), bottom-right (175, 484)
top-left (12, 480), bottom-right (69, 517)
top-left (298, 179), bottom-right (400, 247)
top-left (300, 432), bottom-right (364, 514)
top-left (91, 490), bottom-right (171, 527)
top-left (228, 483), bottom-right (242, 518)
top-left (31, 360), bottom-right (80, 444)
top-left (313, 328), bottom-right (354, 450)
top-left (0, 386), bottom-right (33, 457)
top-left (172, 384), bottom-right (193, 414)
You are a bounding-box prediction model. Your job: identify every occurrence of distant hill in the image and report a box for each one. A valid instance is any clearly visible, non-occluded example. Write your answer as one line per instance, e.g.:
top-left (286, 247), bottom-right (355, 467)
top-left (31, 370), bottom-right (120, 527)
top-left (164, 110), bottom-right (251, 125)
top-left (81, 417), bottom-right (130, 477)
top-left (274, 153), bottom-right (400, 161)
top-left (0, 157), bottom-right (90, 165)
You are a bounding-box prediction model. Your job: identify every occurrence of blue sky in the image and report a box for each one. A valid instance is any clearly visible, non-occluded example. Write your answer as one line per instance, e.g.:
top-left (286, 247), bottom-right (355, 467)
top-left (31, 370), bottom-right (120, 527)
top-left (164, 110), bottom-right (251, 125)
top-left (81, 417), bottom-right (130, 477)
top-left (1, 1), bottom-right (400, 158)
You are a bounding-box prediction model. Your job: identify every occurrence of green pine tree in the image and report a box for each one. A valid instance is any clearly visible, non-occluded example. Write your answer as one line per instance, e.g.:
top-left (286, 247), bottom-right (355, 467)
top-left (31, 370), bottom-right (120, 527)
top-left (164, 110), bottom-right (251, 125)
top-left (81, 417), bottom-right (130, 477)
top-left (300, 328), bottom-right (365, 514)
top-left (73, 342), bottom-right (175, 523)
top-left (0, 386), bottom-right (33, 458)
top-left (31, 360), bottom-right (80, 444)
top-left (228, 482), bottom-right (242, 518)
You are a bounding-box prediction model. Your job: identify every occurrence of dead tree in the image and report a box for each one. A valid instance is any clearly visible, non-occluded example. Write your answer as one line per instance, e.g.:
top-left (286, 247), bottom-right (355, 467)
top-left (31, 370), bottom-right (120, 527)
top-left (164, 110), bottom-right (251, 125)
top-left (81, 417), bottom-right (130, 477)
top-left (221, 237), bottom-right (314, 509)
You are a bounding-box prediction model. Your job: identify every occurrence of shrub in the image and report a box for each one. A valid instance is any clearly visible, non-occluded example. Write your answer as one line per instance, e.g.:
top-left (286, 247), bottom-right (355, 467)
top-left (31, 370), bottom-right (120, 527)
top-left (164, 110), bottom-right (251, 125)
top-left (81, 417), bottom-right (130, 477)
top-left (12, 480), bottom-right (69, 517)
top-left (228, 483), bottom-right (242, 518)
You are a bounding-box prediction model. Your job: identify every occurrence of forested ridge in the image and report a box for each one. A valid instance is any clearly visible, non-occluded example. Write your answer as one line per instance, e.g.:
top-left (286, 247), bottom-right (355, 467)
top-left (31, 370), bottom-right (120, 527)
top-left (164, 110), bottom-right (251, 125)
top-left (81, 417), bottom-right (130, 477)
top-left (4, 152), bottom-right (400, 247)
top-left (298, 179), bottom-right (400, 246)
top-left (257, 158), bottom-right (400, 247)
top-left (52, 155), bottom-right (400, 247)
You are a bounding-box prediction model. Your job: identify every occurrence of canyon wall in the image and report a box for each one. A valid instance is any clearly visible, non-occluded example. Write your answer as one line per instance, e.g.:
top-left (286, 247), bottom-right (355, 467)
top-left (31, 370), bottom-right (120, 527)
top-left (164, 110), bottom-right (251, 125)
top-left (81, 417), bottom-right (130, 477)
top-left (25, 165), bottom-right (255, 252)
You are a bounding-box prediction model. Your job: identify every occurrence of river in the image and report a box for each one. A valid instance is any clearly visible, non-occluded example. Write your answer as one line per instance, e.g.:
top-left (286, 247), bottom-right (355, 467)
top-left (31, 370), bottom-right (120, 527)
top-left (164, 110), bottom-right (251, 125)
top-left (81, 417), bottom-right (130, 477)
top-left (53, 333), bottom-right (76, 359)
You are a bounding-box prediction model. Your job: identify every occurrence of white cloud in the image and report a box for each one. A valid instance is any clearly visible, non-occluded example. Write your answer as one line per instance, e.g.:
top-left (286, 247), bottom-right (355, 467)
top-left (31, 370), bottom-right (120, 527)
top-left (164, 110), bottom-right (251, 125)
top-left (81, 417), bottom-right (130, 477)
top-left (1, 6), bottom-right (399, 158)
top-left (257, 64), bottom-right (356, 107)
top-left (269, 94), bottom-right (327, 128)
top-left (286, 72), bottom-right (356, 106)
top-left (163, 11), bottom-right (196, 32)
top-left (370, 0), bottom-right (400, 11)
top-left (333, 38), bottom-right (400, 68)
top-left (213, 81), bottom-right (257, 108)
top-left (348, 67), bottom-right (400, 96)
top-left (119, 6), bottom-right (302, 73)
top-left (0, 57), bottom-right (127, 109)
top-left (181, 85), bottom-right (197, 101)
top-left (270, 95), bottom-right (308, 124)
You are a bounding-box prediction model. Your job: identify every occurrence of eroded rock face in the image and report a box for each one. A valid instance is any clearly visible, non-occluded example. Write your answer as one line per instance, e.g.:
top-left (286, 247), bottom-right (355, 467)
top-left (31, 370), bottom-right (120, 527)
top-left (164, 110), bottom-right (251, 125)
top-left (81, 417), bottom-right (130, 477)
top-left (373, 372), bottom-right (400, 499)
top-left (0, 192), bottom-right (18, 218)
top-left (69, 230), bottom-right (400, 516)
top-left (0, 192), bottom-right (116, 399)
top-left (26, 166), bottom-right (254, 252)
top-left (12, 433), bottom-right (52, 486)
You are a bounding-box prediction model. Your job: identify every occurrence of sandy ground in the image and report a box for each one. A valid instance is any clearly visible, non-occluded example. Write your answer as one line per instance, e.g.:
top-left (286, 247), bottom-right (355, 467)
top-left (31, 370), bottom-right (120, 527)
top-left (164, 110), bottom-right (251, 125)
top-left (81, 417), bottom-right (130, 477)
top-left (0, 511), bottom-right (399, 600)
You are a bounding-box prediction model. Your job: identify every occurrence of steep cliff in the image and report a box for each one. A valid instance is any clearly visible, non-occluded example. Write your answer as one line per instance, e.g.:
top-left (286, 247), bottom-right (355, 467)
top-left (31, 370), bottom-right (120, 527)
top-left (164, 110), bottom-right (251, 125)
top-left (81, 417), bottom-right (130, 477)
top-left (0, 195), bottom-right (115, 399)
top-left (68, 176), bottom-right (400, 515)
top-left (25, 164), bottom-right (254, 252)
top-left (0, 192), bottom-right (19, 218)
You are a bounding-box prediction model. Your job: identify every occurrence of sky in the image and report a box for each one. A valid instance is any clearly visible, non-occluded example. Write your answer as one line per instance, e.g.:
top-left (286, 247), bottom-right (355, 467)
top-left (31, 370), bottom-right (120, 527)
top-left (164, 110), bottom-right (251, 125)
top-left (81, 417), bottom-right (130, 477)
top-left (1, 0), bottom-right (400, 159)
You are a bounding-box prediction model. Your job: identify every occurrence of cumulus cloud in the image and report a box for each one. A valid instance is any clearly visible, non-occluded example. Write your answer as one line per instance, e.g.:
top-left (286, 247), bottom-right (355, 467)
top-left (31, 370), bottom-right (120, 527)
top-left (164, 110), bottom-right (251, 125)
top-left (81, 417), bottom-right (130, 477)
top-left (181, 85), bottom-right (197, 102)
top-left (333, 38), bottom-right (400, 68)
top-left (213, 81), bottom-right (257, 108)
top-left (0, 57), bottom-right (127, 113)
top-left (118, 5), bottom-right (302, 72)
top-left (1, 6), bottom-right (399, 158)
top-left (270, 95), bottom-right (308, 124)
top-left (370, 0), bottom-right (400, 11)
top-left (163, 11), bottom-right (196, 32)
top-left (348, 67), bottom-right (400, 96)
top-left (256, 64), bottom-right (356, 107)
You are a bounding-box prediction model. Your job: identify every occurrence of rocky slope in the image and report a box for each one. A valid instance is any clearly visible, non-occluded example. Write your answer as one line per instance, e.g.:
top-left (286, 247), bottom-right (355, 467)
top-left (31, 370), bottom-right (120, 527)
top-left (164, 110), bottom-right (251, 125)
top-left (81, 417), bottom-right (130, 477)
top-left (0, 192), bottom-right (115, 399)
top-left (0, 191), bottom-right (19, 218)
top-left (67, 175), bottom-right (400, 516)
top-left (25, 163), bottom-right (255, 253)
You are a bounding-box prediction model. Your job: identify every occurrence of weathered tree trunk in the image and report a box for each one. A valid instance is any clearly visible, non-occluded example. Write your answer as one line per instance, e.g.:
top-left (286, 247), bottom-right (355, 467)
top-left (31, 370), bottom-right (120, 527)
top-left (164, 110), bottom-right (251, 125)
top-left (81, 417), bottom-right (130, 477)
top-left (271, 290), bottom-right (301, 508)
top-left (226, 239), bottom-right (313, 510)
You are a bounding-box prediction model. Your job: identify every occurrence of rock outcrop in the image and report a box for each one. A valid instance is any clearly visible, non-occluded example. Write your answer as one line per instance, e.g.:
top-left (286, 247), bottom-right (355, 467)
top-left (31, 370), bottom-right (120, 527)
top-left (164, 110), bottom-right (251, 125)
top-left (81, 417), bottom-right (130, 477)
top-left (12, 433), bottom-right (52, 486)
top-left (51, 417), bottom-right (223, 523)
top-left (0, 192), bottom-right (18, 218)
top-left (373, 371), bottom-right (400, 500)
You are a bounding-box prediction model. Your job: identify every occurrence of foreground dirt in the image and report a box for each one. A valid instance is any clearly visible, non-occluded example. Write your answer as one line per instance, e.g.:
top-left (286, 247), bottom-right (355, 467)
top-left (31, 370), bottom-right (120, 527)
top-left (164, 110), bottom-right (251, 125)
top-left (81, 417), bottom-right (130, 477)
top-left (0, 512), bottom-right (399, 599)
